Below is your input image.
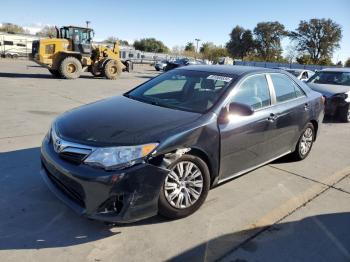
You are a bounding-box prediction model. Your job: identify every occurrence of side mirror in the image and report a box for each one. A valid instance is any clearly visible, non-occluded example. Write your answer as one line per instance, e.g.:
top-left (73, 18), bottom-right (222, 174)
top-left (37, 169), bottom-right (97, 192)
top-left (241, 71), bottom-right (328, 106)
top-left (218, 102), bottom-right (254, 124)
top-left (229, 102), bottom-right (254, 116)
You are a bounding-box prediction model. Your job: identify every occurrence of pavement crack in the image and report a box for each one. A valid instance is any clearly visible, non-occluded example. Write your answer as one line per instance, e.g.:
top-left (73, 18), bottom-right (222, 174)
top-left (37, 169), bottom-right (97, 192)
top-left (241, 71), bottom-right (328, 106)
top-left (269, 165), bottom-right (350, 195)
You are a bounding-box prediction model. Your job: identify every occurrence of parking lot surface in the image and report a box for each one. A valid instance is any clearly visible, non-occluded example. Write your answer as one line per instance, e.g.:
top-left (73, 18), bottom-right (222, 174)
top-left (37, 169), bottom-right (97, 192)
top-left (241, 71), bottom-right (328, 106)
top-left (0, 60), bottom-right (349, 262)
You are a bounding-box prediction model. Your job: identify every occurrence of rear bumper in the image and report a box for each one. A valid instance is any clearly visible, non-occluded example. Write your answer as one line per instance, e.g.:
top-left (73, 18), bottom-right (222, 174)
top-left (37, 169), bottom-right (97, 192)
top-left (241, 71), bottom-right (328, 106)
top-left (40, 137), bottom-right (169, 223)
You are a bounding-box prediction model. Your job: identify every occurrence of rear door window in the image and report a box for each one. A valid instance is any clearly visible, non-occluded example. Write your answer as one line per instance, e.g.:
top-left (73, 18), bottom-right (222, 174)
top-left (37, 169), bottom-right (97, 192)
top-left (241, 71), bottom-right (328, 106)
top-left (270, 74), bottom-right (305, 103)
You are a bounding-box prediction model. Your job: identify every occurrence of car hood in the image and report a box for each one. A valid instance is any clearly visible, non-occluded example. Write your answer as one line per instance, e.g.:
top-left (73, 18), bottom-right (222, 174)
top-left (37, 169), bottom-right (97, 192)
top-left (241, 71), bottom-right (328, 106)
top-left (56, 96), bottom-right (202, 146)
top-left (307, 83), bottom-right (350, 97)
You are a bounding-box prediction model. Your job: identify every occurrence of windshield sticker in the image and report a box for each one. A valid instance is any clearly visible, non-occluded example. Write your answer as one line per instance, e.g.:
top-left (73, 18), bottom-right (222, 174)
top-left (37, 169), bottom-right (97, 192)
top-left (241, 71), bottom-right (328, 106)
top-left (207, 75), bottom-right (232, 82)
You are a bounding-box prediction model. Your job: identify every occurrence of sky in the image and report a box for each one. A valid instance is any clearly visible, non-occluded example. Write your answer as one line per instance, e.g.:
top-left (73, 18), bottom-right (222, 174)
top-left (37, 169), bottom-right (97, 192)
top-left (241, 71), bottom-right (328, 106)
top-left (1, 0), bottom-right (349, 63)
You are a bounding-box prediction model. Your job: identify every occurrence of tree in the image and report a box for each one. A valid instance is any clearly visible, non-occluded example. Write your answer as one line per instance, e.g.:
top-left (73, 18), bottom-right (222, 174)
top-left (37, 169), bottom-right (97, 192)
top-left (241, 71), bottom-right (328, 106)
top-left (0, 23), bottom-right (28, 34)
top-left (289, 18), bottom-right (342, 64)
top-left (226, 26), bottom-right (255, 60)
top-left (36, 26), bottom-right (57, 38)
top-left (254, 21), bottom-right (286, 61)
top-left (184, 42), bottom-right (195, 52)
top-left (200, 42), bottom-right (229, 62)
top-left (133, 38), bottom-right (169, 53)
top-left (345, 58), bottom-right (350, 68)
top-left (104, 36), bottom-right (129, 46)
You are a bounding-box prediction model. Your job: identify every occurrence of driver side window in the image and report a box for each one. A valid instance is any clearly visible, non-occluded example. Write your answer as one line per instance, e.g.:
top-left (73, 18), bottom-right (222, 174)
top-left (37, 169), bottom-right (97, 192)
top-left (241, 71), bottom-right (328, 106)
top-left (230, 74), bottom-right (271, 110)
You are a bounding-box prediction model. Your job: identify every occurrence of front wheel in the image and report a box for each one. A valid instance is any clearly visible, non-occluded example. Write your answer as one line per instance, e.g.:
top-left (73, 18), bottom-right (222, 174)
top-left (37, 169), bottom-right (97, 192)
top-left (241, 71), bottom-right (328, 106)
top-left (104, 60), bottom-right (122, 80)
top-left (292, 123), bottom-right (315, 160)
top-left (158, 154), bottom-right (210, 219)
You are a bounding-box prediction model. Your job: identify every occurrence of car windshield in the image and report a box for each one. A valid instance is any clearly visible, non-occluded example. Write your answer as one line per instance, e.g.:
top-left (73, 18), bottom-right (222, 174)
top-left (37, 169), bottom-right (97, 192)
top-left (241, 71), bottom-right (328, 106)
top-left (125, 69), bottom-right (235, 113)
top-left (286, 70), bottom-right (301, 77)
top-left (307, 71), bottom-right (350, 86)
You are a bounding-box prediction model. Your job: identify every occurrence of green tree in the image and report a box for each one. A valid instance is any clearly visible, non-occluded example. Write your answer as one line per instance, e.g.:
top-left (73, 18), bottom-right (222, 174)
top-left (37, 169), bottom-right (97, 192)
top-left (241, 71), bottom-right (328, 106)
top-left (104, 36), bottom-right (129, 46)
top-left (200, 42), bottom-right (228, 62)
top-left (345, 58), bottom-right (350, 68)
top-left (133, 38), bottom-right (169, 53)
top-left (226, 26), bottom-right (255, 59)
top-left (0, 22), bottom-right (28, 34)
top-left (289, 18), bottom-right (342, 64)
top-left (36, 26), bottom-right (57, 38)
top-left (254, 21), bottom-right (286, 61)
top-left (184, 42), bottom-right (195, 52)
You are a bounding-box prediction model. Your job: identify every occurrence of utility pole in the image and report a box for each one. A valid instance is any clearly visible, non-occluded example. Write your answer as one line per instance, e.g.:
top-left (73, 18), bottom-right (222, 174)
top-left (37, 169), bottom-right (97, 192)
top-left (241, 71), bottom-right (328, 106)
top-left (86, 21), bottom-right (91, 28)
top-left (195, 38), bottom-right (200, 60)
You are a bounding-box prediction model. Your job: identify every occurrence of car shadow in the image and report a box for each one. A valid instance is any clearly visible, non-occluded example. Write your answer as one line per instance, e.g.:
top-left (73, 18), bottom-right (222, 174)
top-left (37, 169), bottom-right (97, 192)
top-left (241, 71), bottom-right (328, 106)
top-left (169, 212), bottom-right (350, 262)
top-left (0, 72), bottom-right (95, 79)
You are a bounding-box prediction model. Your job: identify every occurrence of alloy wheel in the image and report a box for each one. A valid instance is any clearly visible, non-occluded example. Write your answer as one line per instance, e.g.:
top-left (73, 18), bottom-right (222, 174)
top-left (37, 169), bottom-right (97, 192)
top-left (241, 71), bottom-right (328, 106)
top-left (299, 127), bottom-right (313, 156)
top-left (164, 161), bottom-right (203, 209)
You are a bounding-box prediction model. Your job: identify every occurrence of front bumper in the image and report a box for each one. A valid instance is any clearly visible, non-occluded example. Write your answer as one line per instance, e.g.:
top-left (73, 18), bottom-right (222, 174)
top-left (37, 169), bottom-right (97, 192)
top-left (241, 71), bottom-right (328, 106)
top-left (40, 137), bottom-right (169, 223)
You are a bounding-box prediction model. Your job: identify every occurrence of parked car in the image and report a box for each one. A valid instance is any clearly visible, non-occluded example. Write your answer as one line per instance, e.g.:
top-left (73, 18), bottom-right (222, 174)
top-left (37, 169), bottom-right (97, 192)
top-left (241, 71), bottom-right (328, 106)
top-left (284, 69), bottom-right (314, 81)
top-left (40, 65), bottom-right (324, 223)
top-left (307, 68), bottom-right (350, 122)
top-left (164, 58), bottom-right (204, 71)
top-left (154, 60), bottom-right (167, 71)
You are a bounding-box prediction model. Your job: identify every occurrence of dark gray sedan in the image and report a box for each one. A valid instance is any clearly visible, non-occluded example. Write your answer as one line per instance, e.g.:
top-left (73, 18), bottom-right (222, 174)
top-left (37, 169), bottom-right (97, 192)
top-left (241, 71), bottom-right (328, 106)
top-left (40, 65), bottom-right (324, 223)
top-left (307, 68), bottom-right (350, 122)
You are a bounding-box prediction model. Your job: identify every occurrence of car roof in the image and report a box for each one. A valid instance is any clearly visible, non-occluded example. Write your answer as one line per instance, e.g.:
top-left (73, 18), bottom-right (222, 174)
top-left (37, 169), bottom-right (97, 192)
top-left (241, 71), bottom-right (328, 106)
top-left (321, 67), bottom-right (350, 73)
top-left (180, 65), bottom-right (278, 76)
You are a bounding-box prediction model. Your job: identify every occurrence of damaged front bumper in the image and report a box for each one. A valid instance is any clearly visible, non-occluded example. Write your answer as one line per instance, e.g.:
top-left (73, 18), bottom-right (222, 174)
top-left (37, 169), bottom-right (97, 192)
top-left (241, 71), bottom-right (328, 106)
top-left (40, 137), bottom-right (169, 223)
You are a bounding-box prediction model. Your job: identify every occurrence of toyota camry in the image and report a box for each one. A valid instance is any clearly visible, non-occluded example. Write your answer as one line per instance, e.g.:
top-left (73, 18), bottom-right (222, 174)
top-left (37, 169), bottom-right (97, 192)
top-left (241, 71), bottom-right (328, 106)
top-left (40, 65), bottom-right (324, 223)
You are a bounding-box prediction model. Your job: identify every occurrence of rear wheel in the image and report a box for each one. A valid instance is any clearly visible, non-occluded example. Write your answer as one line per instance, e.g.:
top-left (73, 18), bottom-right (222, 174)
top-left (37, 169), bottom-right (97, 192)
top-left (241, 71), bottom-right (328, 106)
top-left (158, 154), bottom-right (210, 219)
top-left (59, 56), bottom-right (82, 79)
top-left (338, 104), bottom-right (350, 123)
top-left (104, 60), bottom-right (122, 80)
top-left (292, 123), bottom-right (315, 160)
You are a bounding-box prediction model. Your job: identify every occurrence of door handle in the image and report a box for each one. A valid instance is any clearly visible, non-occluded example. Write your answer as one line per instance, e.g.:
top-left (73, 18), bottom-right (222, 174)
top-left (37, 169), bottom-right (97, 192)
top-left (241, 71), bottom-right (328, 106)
top-left (304, 103), bottom-right (310, 111)
top-left (267, 113), bottom-right (277, 122)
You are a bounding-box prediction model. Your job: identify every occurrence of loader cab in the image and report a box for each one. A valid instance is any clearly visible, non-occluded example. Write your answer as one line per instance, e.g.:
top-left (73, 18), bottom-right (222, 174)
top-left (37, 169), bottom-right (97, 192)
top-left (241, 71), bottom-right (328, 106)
top-left (59, 26), bottom-right (93, 55)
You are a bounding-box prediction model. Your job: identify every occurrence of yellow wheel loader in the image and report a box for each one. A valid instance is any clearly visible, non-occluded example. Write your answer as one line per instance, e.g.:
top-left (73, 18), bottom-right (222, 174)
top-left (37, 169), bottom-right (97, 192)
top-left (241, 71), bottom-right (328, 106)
top-left (31, 26), bottom-right (132, 79)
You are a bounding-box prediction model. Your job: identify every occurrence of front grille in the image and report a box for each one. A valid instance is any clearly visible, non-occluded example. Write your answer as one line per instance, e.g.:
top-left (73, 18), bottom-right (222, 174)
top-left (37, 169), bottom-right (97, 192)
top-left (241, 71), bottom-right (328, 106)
top-left (59, 150), bottom-right (88, 164)
top-left (43, 164), bottom-right (85, 208)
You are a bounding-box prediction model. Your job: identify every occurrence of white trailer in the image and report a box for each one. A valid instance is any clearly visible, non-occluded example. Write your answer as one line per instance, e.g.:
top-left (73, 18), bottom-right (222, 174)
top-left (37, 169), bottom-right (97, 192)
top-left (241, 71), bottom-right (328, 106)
top-left (0, 32), bottom-right (39, 58)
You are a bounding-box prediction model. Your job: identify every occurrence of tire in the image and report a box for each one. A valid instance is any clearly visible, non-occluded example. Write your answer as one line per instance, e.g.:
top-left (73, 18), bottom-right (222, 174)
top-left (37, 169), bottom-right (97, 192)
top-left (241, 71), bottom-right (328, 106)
top-left (59, 56), bottom-right (82, 79)
top-left (338, 104), bottom-right (350, 123)
top-left (104, 60), bottom-right (122, 80)
top-left (48, 69), bottom-right (62, 78)
top-left (158, 154), bottom-right (210, 219)
top-left (291, 123), bottom-right (315, 160)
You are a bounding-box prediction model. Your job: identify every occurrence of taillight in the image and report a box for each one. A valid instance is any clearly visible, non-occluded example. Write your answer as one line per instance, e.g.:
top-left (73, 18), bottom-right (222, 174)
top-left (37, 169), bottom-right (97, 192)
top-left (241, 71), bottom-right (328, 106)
top-left (321, 96), bottom-right (326, 104)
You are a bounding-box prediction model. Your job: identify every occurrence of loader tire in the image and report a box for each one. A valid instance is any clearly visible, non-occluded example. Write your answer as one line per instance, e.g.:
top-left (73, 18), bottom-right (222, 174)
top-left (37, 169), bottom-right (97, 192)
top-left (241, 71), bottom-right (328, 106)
top-left (59, 57), bottom-right (82, 79)
top-left (104, 60), bottom-right (122, 80)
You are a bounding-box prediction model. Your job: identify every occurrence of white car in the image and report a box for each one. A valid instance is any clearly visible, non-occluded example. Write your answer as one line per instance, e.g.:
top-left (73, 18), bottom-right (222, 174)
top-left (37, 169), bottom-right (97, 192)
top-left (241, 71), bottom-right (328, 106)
top-left (284, 69), bottom-right (315, 81)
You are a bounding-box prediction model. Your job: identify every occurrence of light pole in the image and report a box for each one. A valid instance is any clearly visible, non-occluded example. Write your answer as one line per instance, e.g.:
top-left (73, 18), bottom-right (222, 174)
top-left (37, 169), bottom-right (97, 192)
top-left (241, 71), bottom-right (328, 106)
top-left (195, 38), bottom-right (200, 60)
top-left (86, 21), bottom-right (91, 28)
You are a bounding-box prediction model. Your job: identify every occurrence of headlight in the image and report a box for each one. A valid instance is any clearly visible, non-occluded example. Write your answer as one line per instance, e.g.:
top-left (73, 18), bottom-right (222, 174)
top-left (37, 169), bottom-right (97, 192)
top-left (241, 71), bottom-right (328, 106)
top-left (84, 143), bottom-right (158, 170)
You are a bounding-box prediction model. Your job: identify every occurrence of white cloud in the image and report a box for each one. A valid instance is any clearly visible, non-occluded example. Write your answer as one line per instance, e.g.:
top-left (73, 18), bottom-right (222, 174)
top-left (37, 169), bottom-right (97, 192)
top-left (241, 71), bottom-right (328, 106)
top-left (23, 23), bottom-right (51, 34)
